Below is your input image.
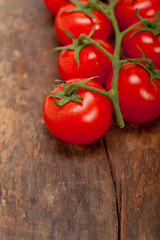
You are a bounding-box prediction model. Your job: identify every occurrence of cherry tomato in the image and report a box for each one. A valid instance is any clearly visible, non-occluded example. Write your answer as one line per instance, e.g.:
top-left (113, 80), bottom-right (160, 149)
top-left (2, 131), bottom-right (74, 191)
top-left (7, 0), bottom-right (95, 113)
top-left (106, 63), bottom-right (160, 124)
top-left (55, 1), bottom-right (112, 46)
top-left (43, 0), bottom-right (68, 16)
top-left (114, 0), bottom-right (160, 31)
top-left (43, 78), bottom-right (112, 145)
top-left (57, 39), bottom-right (114, 87)
top-left (122, 21), bottom-right (160, 69)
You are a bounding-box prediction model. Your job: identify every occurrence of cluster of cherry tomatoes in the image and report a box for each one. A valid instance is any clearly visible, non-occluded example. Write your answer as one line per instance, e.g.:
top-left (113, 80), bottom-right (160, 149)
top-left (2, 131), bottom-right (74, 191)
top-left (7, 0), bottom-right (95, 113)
top-left (42, 0), bottom-right (160, 145)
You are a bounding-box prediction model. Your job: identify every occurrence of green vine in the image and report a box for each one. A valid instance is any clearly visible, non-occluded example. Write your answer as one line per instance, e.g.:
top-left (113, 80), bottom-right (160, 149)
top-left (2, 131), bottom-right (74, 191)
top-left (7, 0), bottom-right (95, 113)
top-left (49, 0), bottom-right (160, 128)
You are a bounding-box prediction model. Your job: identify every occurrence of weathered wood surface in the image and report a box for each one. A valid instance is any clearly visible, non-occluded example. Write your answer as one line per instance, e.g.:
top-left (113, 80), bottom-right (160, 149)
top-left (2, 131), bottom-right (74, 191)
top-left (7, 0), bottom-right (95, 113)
top-left (0, 0), bottom-right (160, 239)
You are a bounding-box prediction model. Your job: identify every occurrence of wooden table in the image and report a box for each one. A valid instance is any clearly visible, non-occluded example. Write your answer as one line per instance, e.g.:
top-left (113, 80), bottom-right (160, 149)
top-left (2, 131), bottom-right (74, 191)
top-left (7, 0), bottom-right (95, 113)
top-left (0, 0), bottom-right (160, 239)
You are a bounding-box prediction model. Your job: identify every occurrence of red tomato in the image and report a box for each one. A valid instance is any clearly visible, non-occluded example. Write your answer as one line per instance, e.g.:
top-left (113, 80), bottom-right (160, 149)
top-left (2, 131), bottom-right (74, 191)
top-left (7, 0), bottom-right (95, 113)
top-left (55, 1), bottom-right (112, 46)
top-left (57, 39), bottom-right (114, 87)
top-left (43, 78), bottom-right (112, 145)
top-left (114, 0), bottom-right (160, 31)
top-left (122, 21), bottom-right (160, 69)
top-left (43, 0), bottom-right (68, 16)
top-left (106, 63), bottom-right (160, 124)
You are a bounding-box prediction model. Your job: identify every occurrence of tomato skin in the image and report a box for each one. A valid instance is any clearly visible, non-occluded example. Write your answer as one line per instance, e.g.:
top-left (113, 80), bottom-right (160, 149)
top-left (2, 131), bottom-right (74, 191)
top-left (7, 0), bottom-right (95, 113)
top-left (43, 78), bottom-right (112, 145)
top-left (122, 23), bottom-right (160, 69)
top-left (114, 0), bottom-right (160, 31)
top-left (43, 0), bottom-right (68, 16)
top-left (55, 1), bottom-right (112, 46)
top-left (57, 39), bottom-right (114, 87)
top-left (106, 63), bottom-right (160, 124)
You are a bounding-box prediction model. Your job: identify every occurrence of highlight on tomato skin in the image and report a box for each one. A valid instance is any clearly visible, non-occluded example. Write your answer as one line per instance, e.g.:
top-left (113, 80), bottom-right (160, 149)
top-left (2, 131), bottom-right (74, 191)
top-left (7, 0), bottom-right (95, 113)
top-left (114, 0), bottom-right (160, 31)
top-left (54, 0), bottom-right (113, 46)
top-left (106, 62), bottom-right (160, 124)
top-left (57, 39), bottom-right (114, 88)
top-left (42, 78), bottom-right (112, 145)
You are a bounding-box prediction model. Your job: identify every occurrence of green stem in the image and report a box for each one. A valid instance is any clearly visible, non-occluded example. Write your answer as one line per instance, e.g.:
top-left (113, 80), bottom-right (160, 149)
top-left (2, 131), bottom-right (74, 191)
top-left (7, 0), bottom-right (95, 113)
top-left (79, 34), bottom-right (115, 62)
top-left (126, 57), bottom-right (156, 75)
top-left (94, 0), bottom-right (121, 59)
top-left (70, 0), bottom-right (83, 8)
top-left (127, 57), bottom-right (150, 63)
top-left (110, 9), bottom-right (121, 59)
top-left (95, 1), bottom-right (145, 58)
top-left (93, 3), bottom-right (112, 22)
top-left (121, 19), bottom-right (145, 38)
top-left (108, 0), bottom-right (117, 7)
top-left (65, 82), bottom-right (125, 127)
top-left (92, 0), bottom-right (120, 59)
top-left (111, 61), bottom-right (123, 89)
top-left (65, 82), bottom-right (111, 98)
top-left (49, 0), bottom-right (160, 131)
top-left (109, 61), bottom-right (124, 126)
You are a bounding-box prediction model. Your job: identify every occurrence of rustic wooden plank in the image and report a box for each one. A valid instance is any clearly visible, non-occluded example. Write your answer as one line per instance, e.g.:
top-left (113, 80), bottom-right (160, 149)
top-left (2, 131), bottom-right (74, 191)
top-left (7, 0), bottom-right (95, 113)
top-left (1, 0), bottom-right (160, 239)
top-left (105, 118), bottom-right (160, 240)
top-left (0, 0), bottom-right (118, 239)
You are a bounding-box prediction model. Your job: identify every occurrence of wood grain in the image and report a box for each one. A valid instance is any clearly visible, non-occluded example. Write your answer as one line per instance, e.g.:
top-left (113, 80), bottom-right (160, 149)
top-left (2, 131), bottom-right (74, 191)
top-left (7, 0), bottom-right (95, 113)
top-left (105, 119), bottom-right (160, 240)
top-left (0, 0), bottom-right (117, 239)
top-left (0, 0), bottom-right (160, 239)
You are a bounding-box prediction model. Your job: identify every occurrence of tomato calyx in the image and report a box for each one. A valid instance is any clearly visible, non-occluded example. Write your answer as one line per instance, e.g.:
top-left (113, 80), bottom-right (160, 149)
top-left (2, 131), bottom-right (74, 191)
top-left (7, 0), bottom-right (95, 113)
top-left (54, 28), bottom-right (93, 66)
top-left (131, 9), bottom-right (160, 37)
top-left (66, 0), bottom-right (106, 19)
top-left (133, 61), bottom-right (160, 88)
top-left (66, 0), bottom-right (98, 19)
top-left (47, 77), bottom-right (97, 107)
top-left (53, 28), bottom-right (110, 66)
top-left (48, 80), bottom-right (83, 107)
top-left (127, 47), bottom-right (160, 85)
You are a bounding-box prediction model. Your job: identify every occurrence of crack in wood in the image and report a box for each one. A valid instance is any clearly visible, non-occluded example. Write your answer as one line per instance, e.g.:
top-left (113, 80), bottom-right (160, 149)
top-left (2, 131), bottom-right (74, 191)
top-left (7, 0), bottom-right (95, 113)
top-left (102, 136), bottom-right (122, 240)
